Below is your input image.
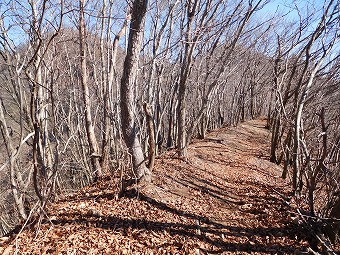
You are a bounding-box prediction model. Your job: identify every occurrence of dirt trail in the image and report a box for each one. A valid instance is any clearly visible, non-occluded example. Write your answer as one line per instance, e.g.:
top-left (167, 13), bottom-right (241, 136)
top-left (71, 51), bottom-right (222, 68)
top-left (0, 119), bottom-right (309, 254)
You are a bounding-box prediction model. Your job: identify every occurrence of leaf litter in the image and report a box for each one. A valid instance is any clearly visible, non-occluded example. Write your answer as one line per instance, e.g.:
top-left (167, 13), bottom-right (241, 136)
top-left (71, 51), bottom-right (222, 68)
top-left (0, 119), bottom-right (313, 254)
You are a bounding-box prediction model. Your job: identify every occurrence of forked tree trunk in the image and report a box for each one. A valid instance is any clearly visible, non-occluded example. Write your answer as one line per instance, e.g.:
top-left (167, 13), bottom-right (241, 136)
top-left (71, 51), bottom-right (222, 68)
top-left (120, 0), bottom-right (151, 182)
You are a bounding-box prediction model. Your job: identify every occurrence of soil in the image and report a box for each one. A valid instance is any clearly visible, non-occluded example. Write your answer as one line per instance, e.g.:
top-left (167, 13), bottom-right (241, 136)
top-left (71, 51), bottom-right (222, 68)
top-left (0, 119), bottom-right (320, 254)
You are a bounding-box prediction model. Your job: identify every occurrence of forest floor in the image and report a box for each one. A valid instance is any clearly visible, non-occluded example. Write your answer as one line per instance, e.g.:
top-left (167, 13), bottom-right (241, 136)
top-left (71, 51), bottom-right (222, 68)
top-left (0, 119), bottom-right (319, 254)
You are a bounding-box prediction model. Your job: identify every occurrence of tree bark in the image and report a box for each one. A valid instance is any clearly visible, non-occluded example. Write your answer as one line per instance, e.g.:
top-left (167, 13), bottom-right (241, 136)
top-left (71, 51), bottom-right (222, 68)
top-left (120, 0), bottom-right (151, 182)
top-left (292, 0), bottom-right (337, 194)
top-left (99, 0), bottom-right (110, 173)
top-left (0, 99), bottom-right (28, 220)
top-left (79, 0), bottom-right (102, 181)
top-left (177, 0), bottom-right (199, 158)
top-left (144, 103), bottom-right (155, 172)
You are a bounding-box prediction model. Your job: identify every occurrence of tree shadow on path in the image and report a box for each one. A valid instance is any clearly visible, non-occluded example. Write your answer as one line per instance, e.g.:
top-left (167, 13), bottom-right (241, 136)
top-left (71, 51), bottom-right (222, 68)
top-left (52, 190), bottom-right (304, 254)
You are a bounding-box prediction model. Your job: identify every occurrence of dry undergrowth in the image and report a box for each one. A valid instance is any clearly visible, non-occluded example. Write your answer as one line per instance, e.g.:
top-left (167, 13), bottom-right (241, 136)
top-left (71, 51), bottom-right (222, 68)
top-left (1, 119), bottom-right (317, 254)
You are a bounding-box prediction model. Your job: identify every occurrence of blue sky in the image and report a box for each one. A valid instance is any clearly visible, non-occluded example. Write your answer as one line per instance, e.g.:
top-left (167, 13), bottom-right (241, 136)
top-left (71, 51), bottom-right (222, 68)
top-left (259, 0), bottom-right (339, 60)
top-left (260, 0), bottom-right (326, 21)
top-left (0, 0), bottom-right (336, 49)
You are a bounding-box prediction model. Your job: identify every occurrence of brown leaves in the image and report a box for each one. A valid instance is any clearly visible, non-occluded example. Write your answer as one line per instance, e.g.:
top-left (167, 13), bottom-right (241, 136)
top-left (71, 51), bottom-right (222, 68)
top-left (2, 120), bottom-right (311, 254)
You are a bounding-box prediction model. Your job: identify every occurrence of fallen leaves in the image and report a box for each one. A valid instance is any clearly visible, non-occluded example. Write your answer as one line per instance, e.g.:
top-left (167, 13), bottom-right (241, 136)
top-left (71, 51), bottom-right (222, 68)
top-left (1, 119), bottom-right (313, 254)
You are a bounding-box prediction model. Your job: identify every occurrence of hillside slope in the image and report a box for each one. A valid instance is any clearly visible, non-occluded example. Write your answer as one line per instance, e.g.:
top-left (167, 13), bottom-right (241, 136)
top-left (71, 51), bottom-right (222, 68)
top-left (0, 119), bottom-right (311, 254)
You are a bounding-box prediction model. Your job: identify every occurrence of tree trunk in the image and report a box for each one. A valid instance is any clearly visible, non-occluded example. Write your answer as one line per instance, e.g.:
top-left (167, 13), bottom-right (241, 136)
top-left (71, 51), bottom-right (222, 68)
top-left (176, 0), bottom-right (199, 158)
top-left (79, 0), bottom-right (102, 181)
top-left (270, 113), bottom-right (280, 163)
top-left (167, 82), bottom-right (178, 148)
top-left (327, 197), bottom-right (340, 244)
top-left (292, 0), bottom-right (335, 194)
top-left (281, 129), bottom-right (292, 179)
top-left (99, 0), bottom-right (110, 173)
top-left (0, 99), bottom-right (28, 220)
top-left (120, 0), bottom-right (151, 182)
top-left (177, 78), bottom-right (188, 157)
top-left (144, 103), bottom-right (155, 171)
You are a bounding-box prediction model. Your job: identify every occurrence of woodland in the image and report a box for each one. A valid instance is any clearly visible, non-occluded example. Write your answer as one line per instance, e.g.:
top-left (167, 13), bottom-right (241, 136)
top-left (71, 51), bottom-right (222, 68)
top-left (0, 0), bottom-right (339, 254)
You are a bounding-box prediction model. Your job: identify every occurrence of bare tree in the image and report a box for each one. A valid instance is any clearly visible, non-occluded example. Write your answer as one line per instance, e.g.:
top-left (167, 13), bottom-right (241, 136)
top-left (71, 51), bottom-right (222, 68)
top-left (176, 0), bottom-right (199, 158)
top-left (120, 0), bottom-right (151, 182)
top-left (292, 0), bottom-right (338, 194)
top-left (79, 0), bottom-right (102, 181)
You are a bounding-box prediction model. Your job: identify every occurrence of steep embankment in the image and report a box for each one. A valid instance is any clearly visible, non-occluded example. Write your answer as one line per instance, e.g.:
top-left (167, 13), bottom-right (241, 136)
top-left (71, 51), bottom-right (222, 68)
top-left (0, 119), bottom-right (311, 254)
